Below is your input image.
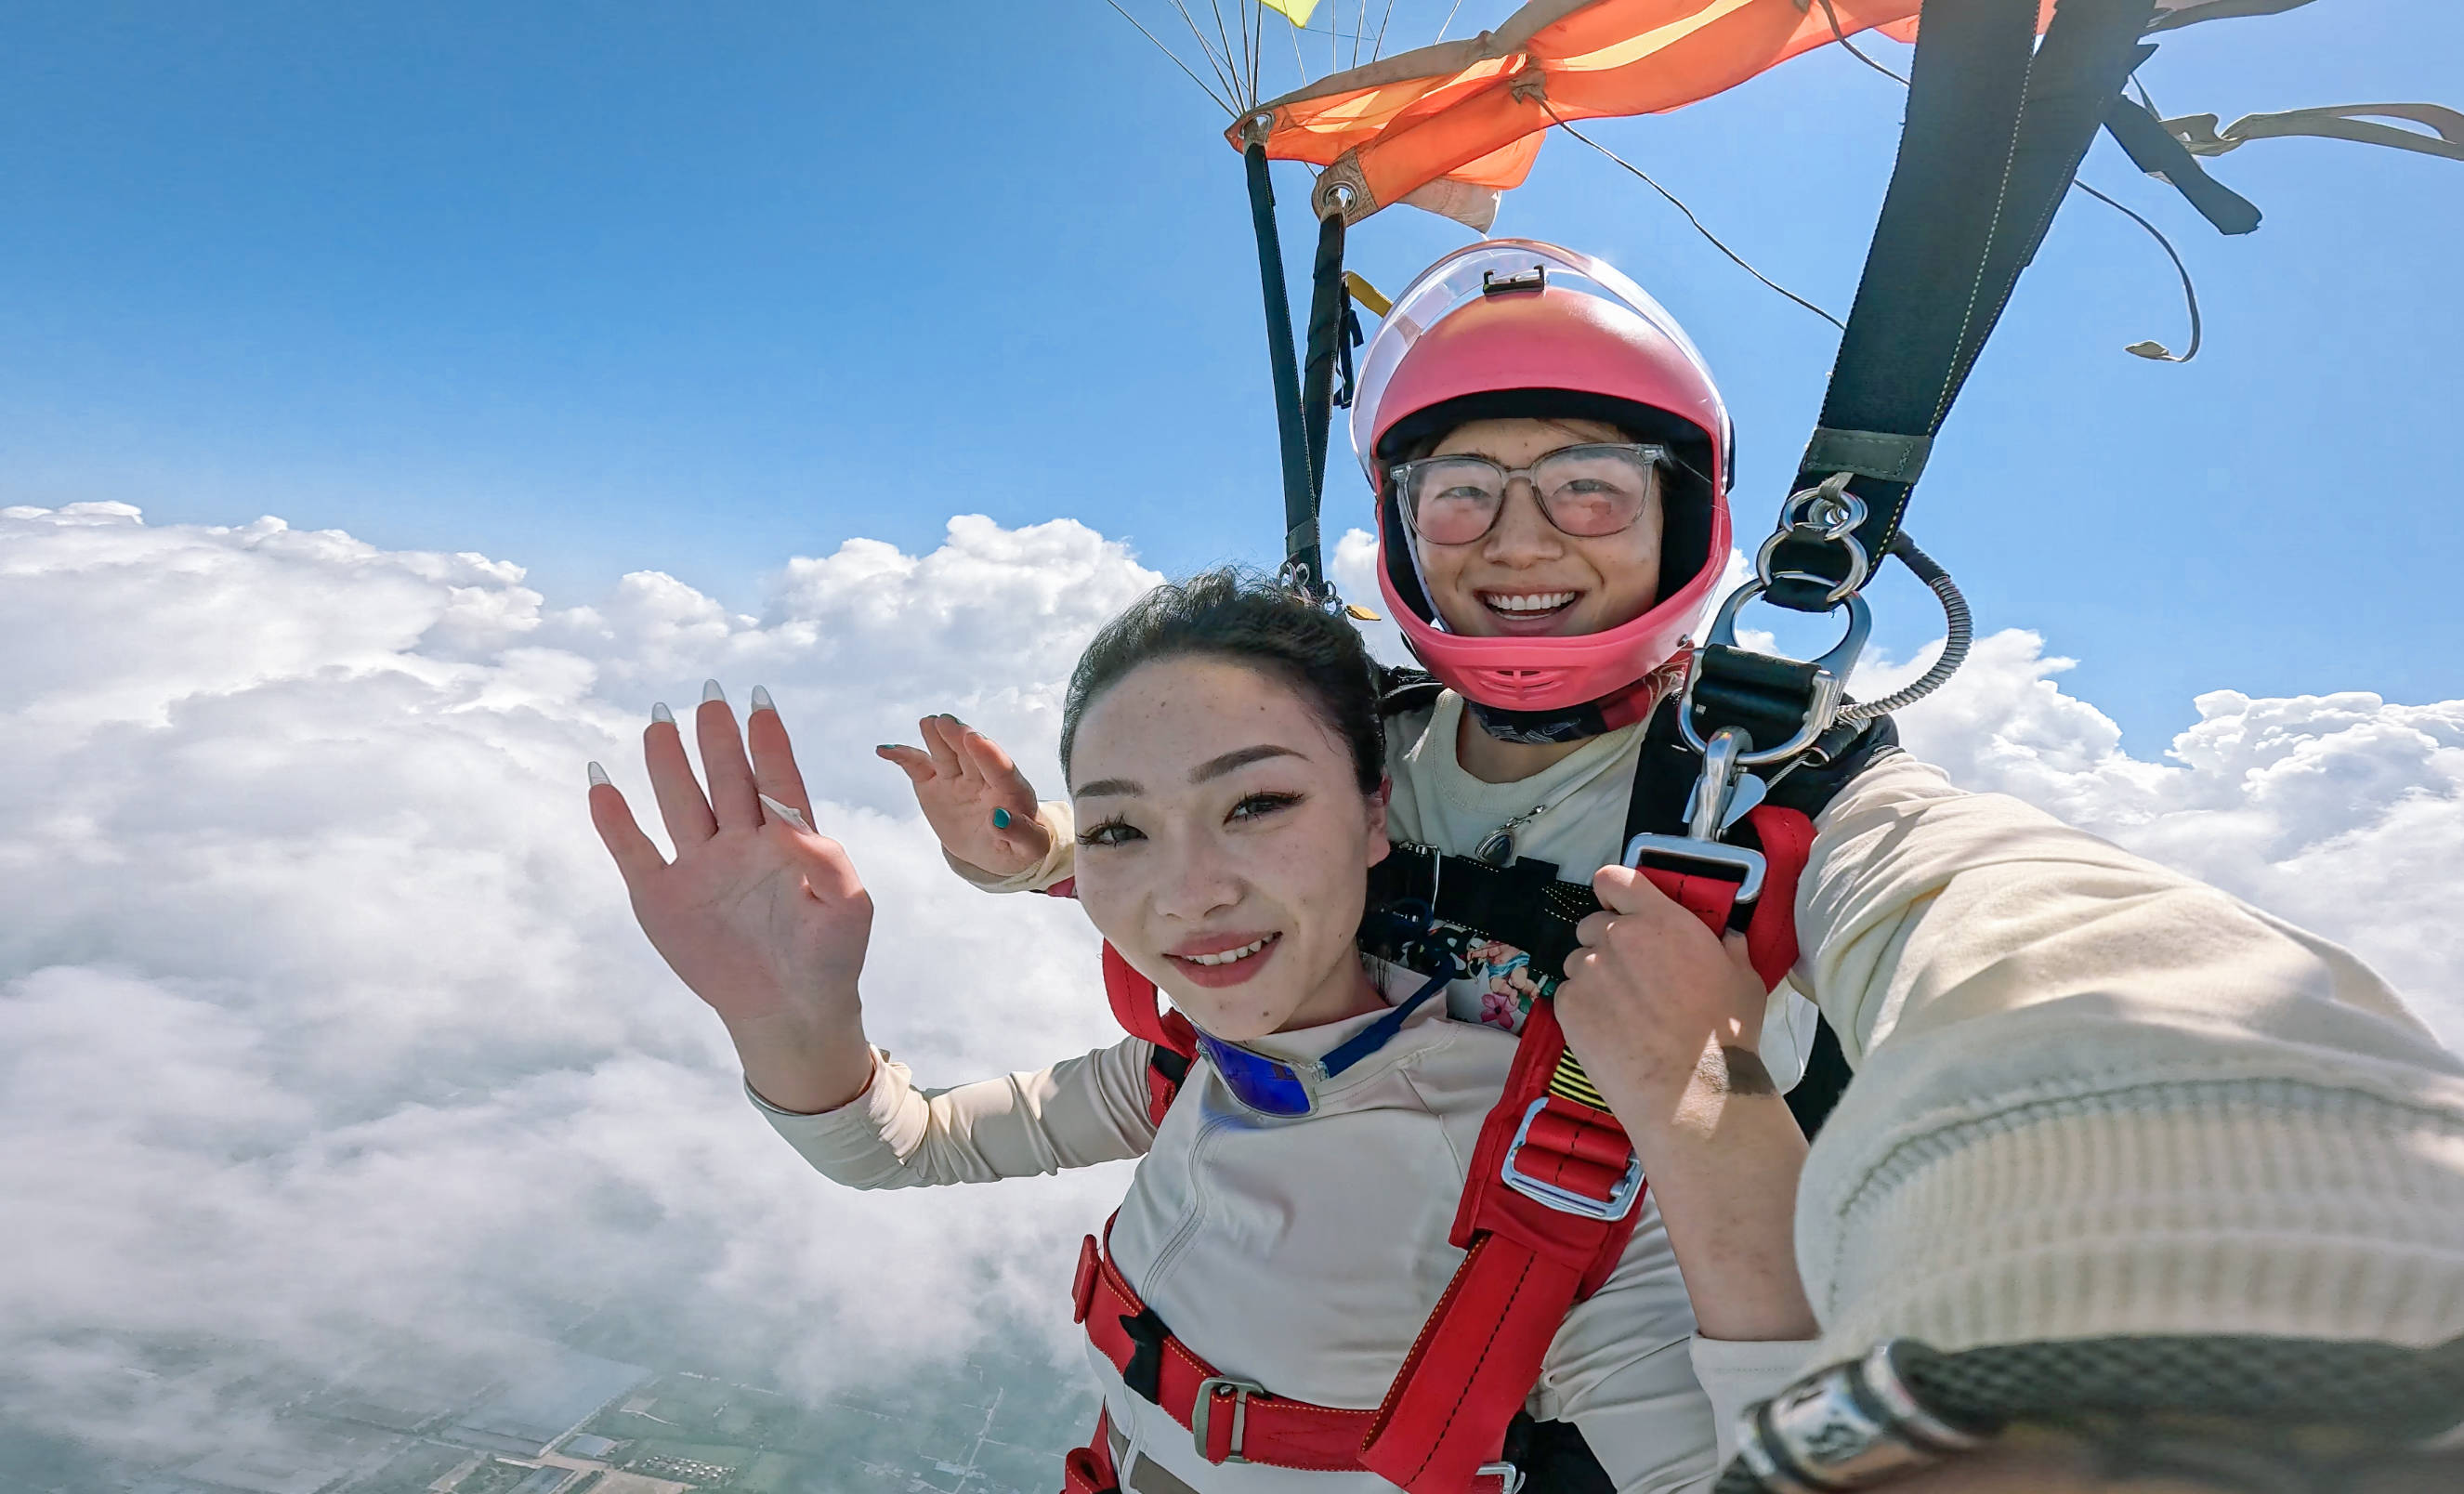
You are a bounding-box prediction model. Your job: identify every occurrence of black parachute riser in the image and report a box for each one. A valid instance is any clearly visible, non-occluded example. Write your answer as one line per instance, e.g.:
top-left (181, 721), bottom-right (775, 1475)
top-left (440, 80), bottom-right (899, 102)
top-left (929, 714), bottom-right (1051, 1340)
top-left (1242, 140), bottom-right (1320, 588)
top-left (1768, 0), bottom-right (2163, 612)
top-left (1299, 210), bottom-right (1349, 511)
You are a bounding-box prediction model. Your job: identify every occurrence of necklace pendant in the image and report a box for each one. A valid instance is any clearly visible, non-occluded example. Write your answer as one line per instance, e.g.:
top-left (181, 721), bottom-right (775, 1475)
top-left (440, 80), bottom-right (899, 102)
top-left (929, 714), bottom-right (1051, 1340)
top-left (1475, 827), bottom-right (1516, 866)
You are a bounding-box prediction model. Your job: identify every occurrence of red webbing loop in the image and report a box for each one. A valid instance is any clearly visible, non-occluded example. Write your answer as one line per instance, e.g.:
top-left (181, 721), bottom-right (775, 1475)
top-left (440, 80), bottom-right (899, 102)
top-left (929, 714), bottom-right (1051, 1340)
top-left (1060, 1409), bottom-right (1120, 1494)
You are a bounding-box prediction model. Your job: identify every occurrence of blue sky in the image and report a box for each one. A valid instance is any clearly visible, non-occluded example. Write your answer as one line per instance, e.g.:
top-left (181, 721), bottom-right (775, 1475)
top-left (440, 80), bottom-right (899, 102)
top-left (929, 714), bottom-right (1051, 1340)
top-left (4, 1), bottom-right (2457, 748)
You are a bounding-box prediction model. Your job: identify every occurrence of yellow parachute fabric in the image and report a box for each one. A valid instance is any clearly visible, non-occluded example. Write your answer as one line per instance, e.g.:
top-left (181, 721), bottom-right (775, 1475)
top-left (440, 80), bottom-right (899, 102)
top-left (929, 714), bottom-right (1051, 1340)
top-left (1232, 0), bottom-right (2056, 222)
top-left (1260, 0), bottom-right (1325, 25)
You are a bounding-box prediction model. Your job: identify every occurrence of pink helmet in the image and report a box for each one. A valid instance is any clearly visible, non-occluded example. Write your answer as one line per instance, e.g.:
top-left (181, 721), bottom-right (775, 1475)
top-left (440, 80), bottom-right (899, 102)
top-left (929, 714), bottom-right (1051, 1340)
top-left (1352, 241), bottom-right (1733, 721)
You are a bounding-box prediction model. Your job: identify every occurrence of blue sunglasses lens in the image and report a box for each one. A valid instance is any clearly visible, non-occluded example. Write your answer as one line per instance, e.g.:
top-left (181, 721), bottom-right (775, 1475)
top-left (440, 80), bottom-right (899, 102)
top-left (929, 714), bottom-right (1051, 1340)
top-left (1195, 1032), bottom-right (1316, 1117)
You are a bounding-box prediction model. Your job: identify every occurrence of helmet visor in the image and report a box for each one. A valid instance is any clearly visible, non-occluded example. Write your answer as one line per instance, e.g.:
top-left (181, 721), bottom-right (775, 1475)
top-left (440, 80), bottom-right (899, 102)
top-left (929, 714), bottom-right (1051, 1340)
top-left (1349, 239), bottom-right (1721, 489)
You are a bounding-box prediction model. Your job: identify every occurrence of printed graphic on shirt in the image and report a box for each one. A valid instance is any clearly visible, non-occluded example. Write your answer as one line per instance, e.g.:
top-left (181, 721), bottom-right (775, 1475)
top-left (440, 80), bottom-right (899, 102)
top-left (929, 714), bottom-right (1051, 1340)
top-left (1373, 924), bottom-right (1554, 1036)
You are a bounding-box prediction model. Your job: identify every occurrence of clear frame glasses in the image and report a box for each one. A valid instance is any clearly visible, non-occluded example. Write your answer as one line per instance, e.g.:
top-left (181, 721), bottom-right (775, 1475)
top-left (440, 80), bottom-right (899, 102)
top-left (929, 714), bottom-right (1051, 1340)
top-left (1391, 442), bottom-right (1669, 546)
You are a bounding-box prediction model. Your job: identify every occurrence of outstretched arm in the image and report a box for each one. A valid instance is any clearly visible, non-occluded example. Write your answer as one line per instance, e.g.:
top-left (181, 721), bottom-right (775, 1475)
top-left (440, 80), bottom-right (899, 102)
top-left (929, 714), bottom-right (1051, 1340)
top-left (1792, 753), bottom-right (2464, 1358)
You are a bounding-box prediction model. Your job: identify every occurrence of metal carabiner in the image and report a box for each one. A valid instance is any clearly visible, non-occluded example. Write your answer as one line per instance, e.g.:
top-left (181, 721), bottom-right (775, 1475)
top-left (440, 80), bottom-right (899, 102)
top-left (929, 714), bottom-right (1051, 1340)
top-left (1676, 582), bottom-right (1872, 766)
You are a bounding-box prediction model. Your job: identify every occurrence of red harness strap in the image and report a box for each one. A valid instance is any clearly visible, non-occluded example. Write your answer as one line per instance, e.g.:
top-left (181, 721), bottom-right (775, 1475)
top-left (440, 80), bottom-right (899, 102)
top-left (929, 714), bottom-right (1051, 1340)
top-left (1355, 805), bottom-right (1815, 1493)
top-left (1076, 1220), bottom-right (1382, 1472)
top-left (1105, 943), bottom-right (1199, 1128)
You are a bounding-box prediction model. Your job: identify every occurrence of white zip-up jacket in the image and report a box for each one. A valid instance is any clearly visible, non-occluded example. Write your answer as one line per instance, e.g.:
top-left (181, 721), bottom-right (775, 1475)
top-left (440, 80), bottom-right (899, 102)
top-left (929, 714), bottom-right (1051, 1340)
top-left (760, 700), bottom-right (2464, 1490)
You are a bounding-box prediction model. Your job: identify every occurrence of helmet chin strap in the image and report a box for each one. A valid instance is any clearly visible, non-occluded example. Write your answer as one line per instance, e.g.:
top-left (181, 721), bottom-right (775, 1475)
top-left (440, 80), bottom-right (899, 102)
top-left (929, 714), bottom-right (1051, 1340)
top-left (1463, 663), bottom-right (1676, 746)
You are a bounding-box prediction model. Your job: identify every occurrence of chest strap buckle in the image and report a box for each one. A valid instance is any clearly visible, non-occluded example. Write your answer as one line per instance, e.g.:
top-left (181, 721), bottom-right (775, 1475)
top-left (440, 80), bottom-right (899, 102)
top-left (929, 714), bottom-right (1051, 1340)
top-left (1192, 1376), bottom-right (1267, 1465)
top-left (1499, 1097), bottom-right (1645, 1221)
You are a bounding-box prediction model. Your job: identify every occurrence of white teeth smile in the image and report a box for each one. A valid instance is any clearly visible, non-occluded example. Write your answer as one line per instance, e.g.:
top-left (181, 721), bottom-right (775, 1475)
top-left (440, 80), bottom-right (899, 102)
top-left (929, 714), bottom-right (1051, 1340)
top-left (1185, 937), bottom-right (1273, 966)
top-left (1484, 591), bottom-right (1578, 613)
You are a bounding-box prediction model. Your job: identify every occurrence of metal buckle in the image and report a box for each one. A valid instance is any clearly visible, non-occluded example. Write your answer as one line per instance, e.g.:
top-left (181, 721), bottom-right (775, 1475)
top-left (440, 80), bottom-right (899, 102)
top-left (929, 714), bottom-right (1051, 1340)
top-left (1191, 1376), bottom-right (1265, 1464)
top-left (1621, 832), bottom-right (1768, 905)
top-left (1474, 1461), bottom-right (1528, 1494)
top-left (1678, 581), bottom-right (1870, 766)
top-left (1499, 1097), bottom-right (1645, 1221)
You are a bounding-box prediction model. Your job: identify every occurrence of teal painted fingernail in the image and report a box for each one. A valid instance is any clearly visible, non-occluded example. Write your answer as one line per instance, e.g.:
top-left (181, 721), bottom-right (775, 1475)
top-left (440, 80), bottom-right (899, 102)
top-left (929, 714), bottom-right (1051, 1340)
top-left (991, 807), bottom-right (1013, 830)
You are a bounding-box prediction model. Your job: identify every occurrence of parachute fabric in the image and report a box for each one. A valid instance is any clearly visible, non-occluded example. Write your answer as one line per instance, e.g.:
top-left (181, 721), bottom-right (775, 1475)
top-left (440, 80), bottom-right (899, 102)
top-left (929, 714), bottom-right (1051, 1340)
top-left (1229, 0), bottom-right (2061, 225)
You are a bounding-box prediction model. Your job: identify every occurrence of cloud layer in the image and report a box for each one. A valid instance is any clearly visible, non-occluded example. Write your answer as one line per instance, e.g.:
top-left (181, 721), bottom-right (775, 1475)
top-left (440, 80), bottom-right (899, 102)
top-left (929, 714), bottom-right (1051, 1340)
top-left (2, 505), bottom-right (2457, 1474)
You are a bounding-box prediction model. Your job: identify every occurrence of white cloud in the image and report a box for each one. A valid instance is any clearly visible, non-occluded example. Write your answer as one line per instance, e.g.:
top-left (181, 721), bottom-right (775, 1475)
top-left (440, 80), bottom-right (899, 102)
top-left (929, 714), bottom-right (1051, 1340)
top-left (1, 504), bottom-right (2457, 1472)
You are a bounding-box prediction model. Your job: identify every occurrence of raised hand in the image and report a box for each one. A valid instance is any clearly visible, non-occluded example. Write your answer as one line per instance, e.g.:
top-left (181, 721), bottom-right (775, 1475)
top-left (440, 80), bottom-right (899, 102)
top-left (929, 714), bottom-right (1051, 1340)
top-left (875, 714), bottom-right (1053, 879)
top-left (588, 683), bottom-right (877, 1112)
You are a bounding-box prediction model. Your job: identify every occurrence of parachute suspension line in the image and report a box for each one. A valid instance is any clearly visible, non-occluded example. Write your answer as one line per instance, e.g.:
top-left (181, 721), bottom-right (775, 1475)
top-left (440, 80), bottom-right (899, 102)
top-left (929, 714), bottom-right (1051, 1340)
top-left (1167, 0), bottom-right (1245, 112)
top-left (1102, 0), bottom-right (1236, 114)
top-left (1815, 0), bottom-right (1910, 85)
top-left (1814, 5), bottom-right (2206, 365)
top-left (1241, 129), bottom-right (1323, 595)
top-left (2076, 180), bottom-right (2205, 362)
top-left (1539, 99), bottom-right (1846, 334)
top-left (1203, 0), bottom-right (1244, 106)
top-left (1433, 0), bottom-right (1469, 45)
top-left (1370, 0), bottom-right (1398, 62)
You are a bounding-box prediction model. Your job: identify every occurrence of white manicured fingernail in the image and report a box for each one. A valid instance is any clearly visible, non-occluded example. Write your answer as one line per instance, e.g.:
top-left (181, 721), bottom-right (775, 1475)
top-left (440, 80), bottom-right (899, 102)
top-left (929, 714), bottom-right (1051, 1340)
top-left (651, 701), bottom-right (674, 725)
top-left (587, 762), bottom-right (611, 787)
top-left (751, 685), bottom-right (776, 714)
top-left (757, 793), bottom-right (810, 831)
top-left (702, 679), bottom-right (726, 704)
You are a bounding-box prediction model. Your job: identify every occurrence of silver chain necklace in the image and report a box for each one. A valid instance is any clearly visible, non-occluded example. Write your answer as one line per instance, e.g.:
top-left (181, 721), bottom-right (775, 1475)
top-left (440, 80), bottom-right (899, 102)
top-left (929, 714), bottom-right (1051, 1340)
top-left (1473, 750), bottom-right (1632, 866)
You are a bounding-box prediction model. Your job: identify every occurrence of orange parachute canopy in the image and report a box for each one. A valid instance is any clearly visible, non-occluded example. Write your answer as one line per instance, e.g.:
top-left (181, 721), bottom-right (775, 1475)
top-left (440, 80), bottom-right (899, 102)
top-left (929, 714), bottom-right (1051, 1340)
top-left (1231, 0), bottom-right (2057, 226)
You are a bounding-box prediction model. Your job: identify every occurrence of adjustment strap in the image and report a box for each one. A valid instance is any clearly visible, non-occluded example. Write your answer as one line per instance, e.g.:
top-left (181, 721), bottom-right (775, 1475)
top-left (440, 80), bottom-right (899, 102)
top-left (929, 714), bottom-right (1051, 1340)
top-left (1078, 1220), bottom-right (1378, 1472)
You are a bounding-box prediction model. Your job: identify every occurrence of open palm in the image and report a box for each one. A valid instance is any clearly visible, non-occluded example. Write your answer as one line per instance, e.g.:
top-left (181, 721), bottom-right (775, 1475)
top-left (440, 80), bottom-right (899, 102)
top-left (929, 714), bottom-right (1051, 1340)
top-left (589, 687), bottom-right (872, 1028)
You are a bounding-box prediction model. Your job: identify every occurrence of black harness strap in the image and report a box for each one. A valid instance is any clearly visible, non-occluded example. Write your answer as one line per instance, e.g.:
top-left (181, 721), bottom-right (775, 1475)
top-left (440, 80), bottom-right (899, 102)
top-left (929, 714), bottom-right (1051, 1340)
top-left (1241, 138), bottom-right (1319, 590)
top-left (1770, 0), bottom-right (2163, 610)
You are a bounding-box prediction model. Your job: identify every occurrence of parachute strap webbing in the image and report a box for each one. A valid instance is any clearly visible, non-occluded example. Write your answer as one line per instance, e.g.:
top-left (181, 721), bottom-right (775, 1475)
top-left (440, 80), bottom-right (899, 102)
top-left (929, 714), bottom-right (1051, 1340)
top-left (2169, 101), bottom-right (2464, 164)
top-left (1770, 0), bottom-right (2162, 613)
top-left (2103, 93), bottom-right (2264, 236)
top-left (1242, 138), bottom-right (1319, 593)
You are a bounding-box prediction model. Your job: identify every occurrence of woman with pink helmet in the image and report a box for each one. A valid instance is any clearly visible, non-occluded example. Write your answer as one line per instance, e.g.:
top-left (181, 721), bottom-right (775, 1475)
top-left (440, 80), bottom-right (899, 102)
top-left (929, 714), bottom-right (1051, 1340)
top-left (860, 239), bottom-right (2464, 1489)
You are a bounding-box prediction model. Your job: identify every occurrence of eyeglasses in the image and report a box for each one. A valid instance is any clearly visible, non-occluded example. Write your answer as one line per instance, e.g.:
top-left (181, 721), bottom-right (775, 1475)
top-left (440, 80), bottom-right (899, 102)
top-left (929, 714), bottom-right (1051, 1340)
top-left (1391, 442), bottom-right (1669, 546)
top-left (1195, 967), bottom-right (1452, 1118)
